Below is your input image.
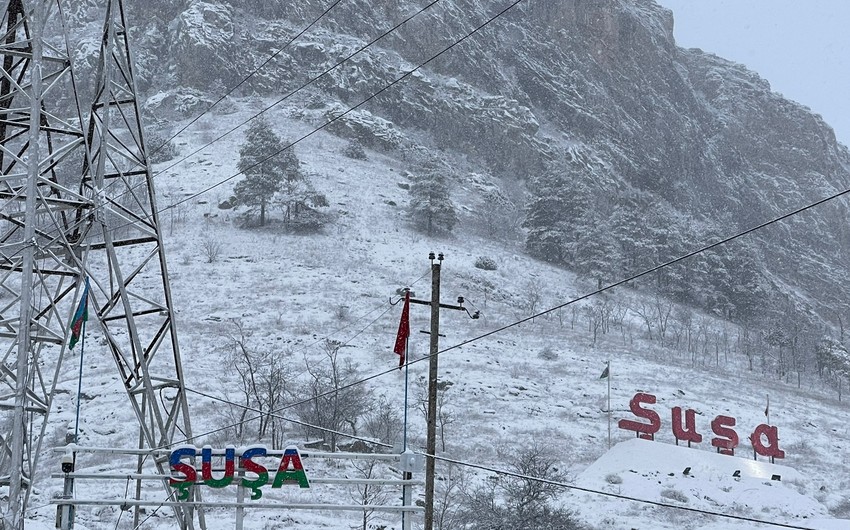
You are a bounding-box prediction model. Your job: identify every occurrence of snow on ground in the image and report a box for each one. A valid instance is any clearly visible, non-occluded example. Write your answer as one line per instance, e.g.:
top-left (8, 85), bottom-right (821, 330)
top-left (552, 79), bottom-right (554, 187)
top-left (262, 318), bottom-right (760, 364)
top-left (574, 438), bottom-right (848, 529)
top-left (22, 97), bottom-right (850, 529)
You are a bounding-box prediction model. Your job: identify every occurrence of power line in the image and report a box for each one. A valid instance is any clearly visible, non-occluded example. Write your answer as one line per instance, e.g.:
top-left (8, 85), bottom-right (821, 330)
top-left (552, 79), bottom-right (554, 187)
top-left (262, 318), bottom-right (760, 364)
top-left (150, 0), bottom-right (347, 156)
top-left (16, 0), bottom-right (447, 247)
top-left (432, 454), bottom-right (821, 530)
top-left (184, 387), bottom-right (392, 450)
top-left (182, 381), bottom-right (817, 530)
top-left (150, 0), bottom-right (442, 179)
top-left (157, 0), bottom-right (521, 213)
top-left (164, 179), bottom-right (850, 449)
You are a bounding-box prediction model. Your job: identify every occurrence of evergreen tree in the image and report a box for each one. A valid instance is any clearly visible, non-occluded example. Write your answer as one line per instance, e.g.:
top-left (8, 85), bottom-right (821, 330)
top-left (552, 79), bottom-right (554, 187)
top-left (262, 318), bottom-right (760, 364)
top-left (573, 215), bottom-right (620, 286)
top-left (407, 159), bottom-right (457, 236)
top-left (523, 162), bottom-right (592, 265)
top-left (233, 116), bottom-right (301, 226)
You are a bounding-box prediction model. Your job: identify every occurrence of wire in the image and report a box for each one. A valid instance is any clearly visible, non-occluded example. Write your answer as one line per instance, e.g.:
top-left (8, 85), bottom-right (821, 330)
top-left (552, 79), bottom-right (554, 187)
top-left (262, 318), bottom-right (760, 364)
top-left (184, 386), bottom-right (392, 449)
top-left (156, 0), bottom-right (519, 214)
top-left (7, 0), bottom-right (447, 251)
top-left (166, 176), bottom-right (850, 448)
top-left (131, 488), bottom-right (178, 530)
top-left (281, 266), bottom-right (428, 358)
top-left (112, 476), bottom-right (131, 530)
top-left (150, 0), bottom-right (442, 178)
top-left (183, 377), bottom-right (815, 529)
top-left (431, 454), bottom-right (820, 530)
top-left (150, 0), bottom-right (346, 156)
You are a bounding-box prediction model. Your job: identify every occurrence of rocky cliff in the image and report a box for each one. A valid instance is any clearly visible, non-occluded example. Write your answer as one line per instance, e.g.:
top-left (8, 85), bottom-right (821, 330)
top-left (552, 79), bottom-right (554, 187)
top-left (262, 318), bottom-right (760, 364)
top-left (71, 0), bottom-right (850, 329)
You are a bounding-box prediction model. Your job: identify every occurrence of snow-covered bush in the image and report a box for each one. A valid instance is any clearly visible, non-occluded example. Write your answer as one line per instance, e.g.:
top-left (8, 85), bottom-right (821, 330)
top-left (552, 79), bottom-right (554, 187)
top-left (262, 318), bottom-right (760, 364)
top-left (474, 256), bottom-right (498, 271)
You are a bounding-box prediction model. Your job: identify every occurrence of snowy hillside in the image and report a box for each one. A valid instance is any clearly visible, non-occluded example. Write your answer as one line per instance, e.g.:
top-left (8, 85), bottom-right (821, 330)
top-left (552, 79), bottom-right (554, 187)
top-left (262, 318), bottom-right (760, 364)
top-left (23, 100), bottom-right (850, 529)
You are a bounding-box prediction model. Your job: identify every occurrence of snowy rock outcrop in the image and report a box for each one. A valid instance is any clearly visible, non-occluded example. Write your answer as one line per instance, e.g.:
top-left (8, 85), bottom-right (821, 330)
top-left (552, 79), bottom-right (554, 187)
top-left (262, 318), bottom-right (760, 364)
top-left (66, 0), bottom-right (850, 326)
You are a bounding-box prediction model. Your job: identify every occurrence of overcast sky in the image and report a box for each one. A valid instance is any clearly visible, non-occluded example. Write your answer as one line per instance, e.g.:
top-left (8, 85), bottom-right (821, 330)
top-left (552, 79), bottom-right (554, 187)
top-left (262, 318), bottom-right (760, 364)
top-left (656, 0), bottom-right (850, 146)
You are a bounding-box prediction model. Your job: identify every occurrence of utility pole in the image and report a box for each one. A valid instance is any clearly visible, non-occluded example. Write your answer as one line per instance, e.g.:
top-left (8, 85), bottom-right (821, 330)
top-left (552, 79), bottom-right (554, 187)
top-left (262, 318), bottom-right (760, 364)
top-left (408, 253), bottom-right (478, 530)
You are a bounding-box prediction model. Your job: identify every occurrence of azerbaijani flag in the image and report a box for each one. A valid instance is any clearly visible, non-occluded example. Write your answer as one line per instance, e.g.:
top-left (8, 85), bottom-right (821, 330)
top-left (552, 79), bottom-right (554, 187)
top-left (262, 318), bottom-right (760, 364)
top-left (69, 279), bottom-right (89, 350)
top-left (392, 291), bottom-right (410, 369)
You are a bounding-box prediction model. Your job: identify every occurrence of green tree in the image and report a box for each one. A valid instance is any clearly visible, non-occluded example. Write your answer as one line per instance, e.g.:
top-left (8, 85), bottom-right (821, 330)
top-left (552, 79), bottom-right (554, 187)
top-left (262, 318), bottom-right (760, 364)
top-left (233, 116), bottom-right (301, 226)
top-left (816, 338), bottom-right (850, 400)
top-left (408, 158), bottom-right (457, 236)
top-left (523, 162), bottom-right (593, 265)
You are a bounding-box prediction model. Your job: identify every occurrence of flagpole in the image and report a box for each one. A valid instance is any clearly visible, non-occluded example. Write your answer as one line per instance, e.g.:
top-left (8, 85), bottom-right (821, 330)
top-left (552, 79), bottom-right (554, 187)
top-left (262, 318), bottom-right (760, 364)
top-left (403, 335), bottom-right (409, 452)
top-left (73, 319), bottom-right (86, 444)
top-left (607, 360), bottom-right (611, 449)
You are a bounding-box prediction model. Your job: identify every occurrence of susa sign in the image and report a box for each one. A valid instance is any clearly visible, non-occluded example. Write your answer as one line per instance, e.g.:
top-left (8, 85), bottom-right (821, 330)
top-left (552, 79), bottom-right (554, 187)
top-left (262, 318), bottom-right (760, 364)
top-left (618, 392), bottom-right (785, 460)
top-left (169, 445), bottom-right (309, 500)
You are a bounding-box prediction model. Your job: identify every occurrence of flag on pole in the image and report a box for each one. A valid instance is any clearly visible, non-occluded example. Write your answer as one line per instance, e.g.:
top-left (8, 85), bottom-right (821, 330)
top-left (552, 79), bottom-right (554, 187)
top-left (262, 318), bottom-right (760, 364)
top-left (764, 394), bottom-right (770, 418)
top-left (393, 291), bottom-right (410, 369)
top-left (69, 279), bottom-right (89, 350)
top-left (599, 364), bottom-right (609, 379)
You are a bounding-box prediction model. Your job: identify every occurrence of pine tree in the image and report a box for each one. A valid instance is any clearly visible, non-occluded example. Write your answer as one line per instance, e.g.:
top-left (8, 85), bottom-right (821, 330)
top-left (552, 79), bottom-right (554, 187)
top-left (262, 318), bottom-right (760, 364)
top-left (233, 116), bottom-right (301, 227)
top-left (523, 163), bottom-right (592, 265)
top-left (407, 159), bottom-right (457, 236)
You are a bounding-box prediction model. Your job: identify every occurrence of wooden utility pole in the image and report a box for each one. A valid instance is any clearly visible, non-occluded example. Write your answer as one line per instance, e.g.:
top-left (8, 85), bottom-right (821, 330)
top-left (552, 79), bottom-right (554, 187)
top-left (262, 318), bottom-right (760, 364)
top-left (407, 253), bottom-right (477, 530)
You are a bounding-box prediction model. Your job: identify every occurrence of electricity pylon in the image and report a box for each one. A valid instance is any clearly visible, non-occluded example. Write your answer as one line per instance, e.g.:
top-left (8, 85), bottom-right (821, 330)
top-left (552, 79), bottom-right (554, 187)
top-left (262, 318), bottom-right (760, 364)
top-left (0, 1), bottom-right (201, 528)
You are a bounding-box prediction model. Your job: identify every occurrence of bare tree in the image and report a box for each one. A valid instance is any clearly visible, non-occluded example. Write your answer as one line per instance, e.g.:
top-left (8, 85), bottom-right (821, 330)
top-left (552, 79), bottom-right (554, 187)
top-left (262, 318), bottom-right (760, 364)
top-left (455, 446), bottom-right (582, 529)
top-left (363, 395), bottom-right (403, 448)
top-left (297, 340), bottom-right (372, 451)
top-left (416, 377), bottom-right (454, 452)
top-left (434, 462), bottom-right (468, 530)
top-left (653, 294), bottom-right (673, 347)
top-left (633, 301), bottom-right (655, 341)
top-left (222, 320), bottom-right (295, 446)
top-left (348, 459), bottom-right (389, 530)
top-left (521, 278), bottom-right (544, 322)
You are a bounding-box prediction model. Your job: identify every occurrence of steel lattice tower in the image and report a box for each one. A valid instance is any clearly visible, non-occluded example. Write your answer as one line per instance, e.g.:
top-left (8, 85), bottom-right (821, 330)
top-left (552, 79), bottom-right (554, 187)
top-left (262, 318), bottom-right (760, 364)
top-left (0, 1), bottom-right (200, 528)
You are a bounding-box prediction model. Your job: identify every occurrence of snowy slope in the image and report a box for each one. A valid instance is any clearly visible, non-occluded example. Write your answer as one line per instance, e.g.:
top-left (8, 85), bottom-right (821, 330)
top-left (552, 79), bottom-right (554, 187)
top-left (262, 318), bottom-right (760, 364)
top-left (19, 100), bottom-right (848, 529)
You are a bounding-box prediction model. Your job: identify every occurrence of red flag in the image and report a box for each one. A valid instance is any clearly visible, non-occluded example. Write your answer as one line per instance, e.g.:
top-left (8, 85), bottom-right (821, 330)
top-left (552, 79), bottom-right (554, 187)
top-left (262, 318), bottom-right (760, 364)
top-left (393, 291), bottom-right (410, 369)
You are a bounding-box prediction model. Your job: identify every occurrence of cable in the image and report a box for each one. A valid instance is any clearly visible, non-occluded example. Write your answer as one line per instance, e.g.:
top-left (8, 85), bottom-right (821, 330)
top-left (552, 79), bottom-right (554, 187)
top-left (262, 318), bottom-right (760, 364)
top-left (131, 488), bottom-right (178, 530)
top-left (183, 376), bottom-right (815, 529)
top-left (431, 454), bottom-right (820, 530)
top-left (166, 174), bottom-right (850, 447)
top-left (151, 0), bottom-right (442, 178)
top-left (150, 0), bottom-right (346, 156)
top-left (112, 477), bottom-right (131, 530)
top-left (184, 386), bottom-right (392, 449)
top-left (9, 0), bottom-right (447, 249)
top-left (156, 0), bottom-right (519, 214)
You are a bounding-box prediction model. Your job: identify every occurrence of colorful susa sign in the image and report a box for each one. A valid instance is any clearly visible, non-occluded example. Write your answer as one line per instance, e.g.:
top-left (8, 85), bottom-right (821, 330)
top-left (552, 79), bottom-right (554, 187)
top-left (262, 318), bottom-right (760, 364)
top-left (169, 445), bottom-right (309, 500)
top-left (618, 392), bottom-right (786, 460)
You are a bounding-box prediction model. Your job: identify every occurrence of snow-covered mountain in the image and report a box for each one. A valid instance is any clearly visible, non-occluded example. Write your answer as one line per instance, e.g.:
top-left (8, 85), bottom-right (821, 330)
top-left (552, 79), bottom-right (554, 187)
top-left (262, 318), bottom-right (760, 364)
top-left (26, 1), bottom-right (850, 528)
top-left (93, 0), bottom-right (850, 329)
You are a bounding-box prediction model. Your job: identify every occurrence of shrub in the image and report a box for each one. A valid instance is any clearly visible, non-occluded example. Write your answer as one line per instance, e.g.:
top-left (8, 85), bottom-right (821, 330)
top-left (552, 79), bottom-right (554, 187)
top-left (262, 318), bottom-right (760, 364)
top-left (605, 473), bottom-right (623, 485)
top-left (538, 347), bottom-right (559, 361)
top-left (202, 237), bottom-right (222, 263)
top-left (147, 130), bottom-right (180, 163)
top-left (660, 488), bottom-right (689, 503)
top-left (342, 141), bottom-right (367, 160)
top-left (474, 256), bottom-right (498, 271)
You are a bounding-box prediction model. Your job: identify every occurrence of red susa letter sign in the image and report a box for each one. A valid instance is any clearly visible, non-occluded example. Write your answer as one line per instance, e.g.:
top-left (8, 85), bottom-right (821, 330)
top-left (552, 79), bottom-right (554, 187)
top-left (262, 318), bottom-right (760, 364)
top-left (618, 392), bottom-right (785, 460)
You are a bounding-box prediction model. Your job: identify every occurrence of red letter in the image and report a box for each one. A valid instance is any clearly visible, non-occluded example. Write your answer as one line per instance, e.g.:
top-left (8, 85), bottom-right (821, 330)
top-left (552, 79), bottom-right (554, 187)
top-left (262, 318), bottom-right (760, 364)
top-left (618, 393), bottom-right (661, 440)
top-left (711, 415), bottom-right (738, 455)
top-left (750, 424), bottom-right (785, 460)
top-left (671, 407), bottom-right (703, 446)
